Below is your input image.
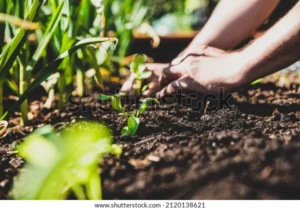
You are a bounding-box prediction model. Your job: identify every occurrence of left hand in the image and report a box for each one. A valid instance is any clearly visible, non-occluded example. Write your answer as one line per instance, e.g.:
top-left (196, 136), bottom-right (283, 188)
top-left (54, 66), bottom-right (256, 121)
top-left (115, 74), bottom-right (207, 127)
top-left (156, 47), bottom-right (248, 98)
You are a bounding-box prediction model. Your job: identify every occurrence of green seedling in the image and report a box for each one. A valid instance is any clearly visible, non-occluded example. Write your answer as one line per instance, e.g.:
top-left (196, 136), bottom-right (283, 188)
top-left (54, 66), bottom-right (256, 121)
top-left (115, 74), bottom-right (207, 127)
top-left (11, 121), bottom-right (122, 200)
top-left (130, 54), bottom-right (152, 94)
top-left (99, 94), bottom-right (159, 136)
top-left (251, 78), bottom-right (264, 86)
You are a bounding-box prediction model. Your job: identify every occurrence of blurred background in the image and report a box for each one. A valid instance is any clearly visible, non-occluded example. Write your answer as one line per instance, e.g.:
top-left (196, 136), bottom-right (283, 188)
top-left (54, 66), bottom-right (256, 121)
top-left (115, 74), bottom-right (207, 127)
top-left (122, 0), bottom-right (220, 62)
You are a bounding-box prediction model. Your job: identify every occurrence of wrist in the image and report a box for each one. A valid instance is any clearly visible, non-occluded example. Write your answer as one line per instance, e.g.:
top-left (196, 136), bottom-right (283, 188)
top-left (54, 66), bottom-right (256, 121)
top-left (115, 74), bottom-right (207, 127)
top-left (223, 51), bottom-right (254, 89)
top-left (233, 49), bottom-right (260, 85)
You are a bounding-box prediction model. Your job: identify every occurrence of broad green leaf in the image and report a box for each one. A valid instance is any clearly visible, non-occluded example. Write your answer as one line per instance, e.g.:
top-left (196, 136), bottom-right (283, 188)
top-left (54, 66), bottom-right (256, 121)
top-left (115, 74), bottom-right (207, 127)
top-left (121, 126), bottom-right (129, 135)
top-left (140, 71), bottom-right (152, 79)
top-left (11, 121), bottom-right (121, 200)
top-left (111, 96), bottom-right (123, 112)
top-left (1, 37), bottom-right (117, 120)
top-left (111, 144), bottom-right (123, 157)
top-left (98, 94), bottom-right (112, 101)
top-left (127, 114), bottom-right (140, 136)
top-left (138, 97), bottom-right (160, 115)
top-left (130, 54), bottom-right (146, 75)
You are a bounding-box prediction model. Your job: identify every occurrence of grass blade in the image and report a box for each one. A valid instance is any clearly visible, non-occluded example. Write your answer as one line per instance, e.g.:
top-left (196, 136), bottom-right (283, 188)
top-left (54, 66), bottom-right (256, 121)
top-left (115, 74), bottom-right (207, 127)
top-left (0, 0), bottom-right (42, 79)
top-left (25, 1), bottom-right (65, 79)
top-left (0, 1), bottom-right (6, 53)
top-left (0, 13), bottom-right (39, 30)
top-left (1, 37), bottom-right (118, 120)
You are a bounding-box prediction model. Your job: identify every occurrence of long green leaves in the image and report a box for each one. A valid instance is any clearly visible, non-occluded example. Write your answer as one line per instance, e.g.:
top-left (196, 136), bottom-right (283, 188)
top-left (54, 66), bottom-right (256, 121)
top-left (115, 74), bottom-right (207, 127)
top-left (1, 37), bottom-right (117, 120)
top-left (0, 0), bottom-right (42, 117)
top-left (0, 0), bottom-right (42, 80)
top-left (11, 121), bottom-right (122, 200)
top-left (25, 1), bottom-right (65, 80)
top-left (0, 1), bottom-right (7, 53)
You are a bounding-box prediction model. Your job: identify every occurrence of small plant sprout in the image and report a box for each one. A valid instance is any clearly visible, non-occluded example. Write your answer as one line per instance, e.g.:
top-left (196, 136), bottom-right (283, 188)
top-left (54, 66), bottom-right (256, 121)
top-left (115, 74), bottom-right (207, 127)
top-left (121, 97), bottom-right (160, 136)
top-left (130, 54), bottom-right (152, 94)
top-left (11, 121), bottom-right (122, 200)
top-left (251, 78), bottom-right (264, 86)
top-left (99, 94), bottom-right (159, 136)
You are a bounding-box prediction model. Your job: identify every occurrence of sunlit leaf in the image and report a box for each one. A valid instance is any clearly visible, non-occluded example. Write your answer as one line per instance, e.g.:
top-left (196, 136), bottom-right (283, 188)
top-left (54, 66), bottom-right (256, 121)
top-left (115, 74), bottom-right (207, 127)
top-left (1, 37), bottom-right (117, 120)
top-left (130, 54), bottom-right (146, 75)
top-left (11, 121), bottom-right (122, 200)
top-left (111, 96), bottom-right (123, 112)
top-left (121, 126), bottom-right (129, 135)
top-left (138, 97), bottom-right (160, 115)
top-left (126, 114), bottom-right (140, 136)
top-left (99, 94), bottom-right (112, 101)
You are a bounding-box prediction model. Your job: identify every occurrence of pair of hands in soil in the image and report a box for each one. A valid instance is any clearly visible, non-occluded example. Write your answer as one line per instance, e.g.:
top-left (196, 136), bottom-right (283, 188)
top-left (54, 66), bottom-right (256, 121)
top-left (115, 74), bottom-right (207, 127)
top-left (121, 45), bottom-right (248, 98)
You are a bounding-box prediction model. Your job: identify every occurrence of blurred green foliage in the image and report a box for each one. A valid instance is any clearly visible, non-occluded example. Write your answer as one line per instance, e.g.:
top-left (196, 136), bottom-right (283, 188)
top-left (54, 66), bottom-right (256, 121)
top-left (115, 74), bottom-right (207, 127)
top-left (11, 121), bottom-right (122, 200)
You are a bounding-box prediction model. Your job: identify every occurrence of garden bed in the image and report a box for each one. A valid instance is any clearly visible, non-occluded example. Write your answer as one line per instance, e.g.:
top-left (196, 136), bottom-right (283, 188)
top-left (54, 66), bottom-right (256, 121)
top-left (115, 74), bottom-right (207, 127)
top-left (0, 73), bottom-right (300, 200)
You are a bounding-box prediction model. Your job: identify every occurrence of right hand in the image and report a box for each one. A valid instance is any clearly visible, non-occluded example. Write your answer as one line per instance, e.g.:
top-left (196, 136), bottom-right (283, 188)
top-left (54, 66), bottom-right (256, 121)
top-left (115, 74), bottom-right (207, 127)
top-left (120, 63), bottom-right (181, 97)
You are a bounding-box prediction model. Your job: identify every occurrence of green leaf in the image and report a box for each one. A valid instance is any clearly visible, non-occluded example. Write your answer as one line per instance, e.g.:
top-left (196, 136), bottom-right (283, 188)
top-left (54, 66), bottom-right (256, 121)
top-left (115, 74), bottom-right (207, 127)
top-left (25, 1), bottom-right (65, 80)
top-left (98, 94), bottom-right (112, 101)
top-left (121, 126), bottom-right (129, 135)
top-left (86, 167), bottom-right (101, 200)
top-left (130, 54), bottom-right (146, 75)
top-left (127, 114), bottom-right (140, 136)
top-left (0, 0), bottom-right (42, 81)
top-left (111, 96), bottom-right (123, 112)
top-left (140, 71), bottom-right (152, 79)
top-left (11, 121), bottom-right (120, 200)
top-left (251, 78), bottom-right (264, 86)
top-left (111, 144), bottom-right (123, 157)
top-left (141, 84), bottom-right (149, 93)
top-left (0, 2), bottom-right (7, 53)
top-left (1, 37), bottom-right (117, 120)
top-left (138, 97), bottom-right (160, 115)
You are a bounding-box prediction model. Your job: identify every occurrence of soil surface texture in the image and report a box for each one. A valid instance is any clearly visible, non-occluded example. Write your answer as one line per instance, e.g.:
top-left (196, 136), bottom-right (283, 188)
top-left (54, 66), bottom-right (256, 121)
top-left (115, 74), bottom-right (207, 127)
top-left (0, 73), bottom-right (300, 199)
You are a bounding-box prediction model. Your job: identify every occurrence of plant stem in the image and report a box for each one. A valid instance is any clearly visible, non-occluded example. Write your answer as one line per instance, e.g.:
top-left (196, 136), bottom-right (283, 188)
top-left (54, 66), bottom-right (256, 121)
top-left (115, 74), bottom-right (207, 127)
top-left (19, 63), bottom-right (28, 125)
top-left (136, 79), bottom-right (142, 95)
top-left (58, 72), bottom-right (65, 110)
top-left (76, 68), bottom-right (84, 96)
top-left (0, 80), bottom-right (3, 118)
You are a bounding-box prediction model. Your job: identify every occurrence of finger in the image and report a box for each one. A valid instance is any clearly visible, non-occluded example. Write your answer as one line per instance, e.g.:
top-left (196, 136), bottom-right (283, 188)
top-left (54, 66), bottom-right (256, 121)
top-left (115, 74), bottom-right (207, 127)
top-left (161, 63), bottom-right (185, 81)
top-left (129, 83), bottom-right (138, 97)
top-left (202, 46), bottom-right (227, 57)
top-left (171, 46), bottom-right (207, 65)
top-left (171, 52), bottom-right (203, 66)
top-left (171, 54), bottom-right (188, 66)
top-left (146, 63), bottom-right (182, 82)
top-left (120, 74), bottom-right (135, 94)
top-left (156, 76), bottom-right (189, 98)
top-left (146, 63), bottom-right (169, 71)
top-left (142, 82), bottom-right (159, 97)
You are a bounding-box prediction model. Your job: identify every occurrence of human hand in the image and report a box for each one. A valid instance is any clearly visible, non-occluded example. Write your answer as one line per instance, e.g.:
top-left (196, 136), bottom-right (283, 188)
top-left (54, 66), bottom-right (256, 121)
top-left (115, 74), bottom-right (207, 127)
top-left (156, 46), bottom-right (247, 98)
top-left (120, 63), bottom-right (181, 97)
top-left (171, 44), bottom-right (227, 65)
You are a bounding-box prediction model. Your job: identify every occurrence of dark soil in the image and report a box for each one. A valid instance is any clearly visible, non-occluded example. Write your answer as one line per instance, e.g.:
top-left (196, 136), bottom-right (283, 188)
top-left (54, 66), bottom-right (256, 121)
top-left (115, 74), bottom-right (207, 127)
top-left (0, 73), bottom-right (300, 200)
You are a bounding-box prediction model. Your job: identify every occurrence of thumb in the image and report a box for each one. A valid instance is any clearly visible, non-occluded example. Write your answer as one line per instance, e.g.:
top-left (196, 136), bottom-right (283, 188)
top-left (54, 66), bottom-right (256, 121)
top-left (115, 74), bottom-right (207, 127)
top-left (202, 46), bottom-right (227, 57)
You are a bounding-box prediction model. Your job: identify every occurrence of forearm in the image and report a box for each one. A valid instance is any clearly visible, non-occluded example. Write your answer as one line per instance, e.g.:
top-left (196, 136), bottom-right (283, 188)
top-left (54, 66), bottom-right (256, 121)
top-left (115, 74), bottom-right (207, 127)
top-left (239, 1), bottom-right (300, 84)
top-left (188, 0), bottom-right (280, 50)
